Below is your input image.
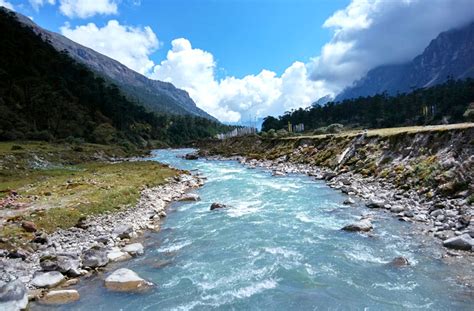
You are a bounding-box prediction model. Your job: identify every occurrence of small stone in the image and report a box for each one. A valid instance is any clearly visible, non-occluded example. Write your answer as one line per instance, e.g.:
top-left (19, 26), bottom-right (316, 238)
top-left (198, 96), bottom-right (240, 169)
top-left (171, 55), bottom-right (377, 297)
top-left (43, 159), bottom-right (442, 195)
top-left (21, 221), bottom-right (37, 232)
top-left (31, 272), bottom-right (65, 288)
top-left (104, 268), bottom-right (152, 292)
top-left (366, 198), bottom-right (386, 209)
top-left (387, 256), bottom-right (410, 267)
top-left (62, 279), bottom-right (79, 287)
top-left (341, 219), bottom-right (373, 232)
top-left (178, 193), bottom-right (200, 202)
top-left (122, 243), bottom-right (144, 256)
top-left (39, 290), bottom-right (80, 305)
top-left (107, 250), bottom-right (132, 262)
top-left (113, 225), bottom-right (134, 239)
top-left (390, 205), bottom-right (405, 213)
top-left (210, 203), bottom-right (227, 210)
top-left (343, 198), bottom-right (355, 205)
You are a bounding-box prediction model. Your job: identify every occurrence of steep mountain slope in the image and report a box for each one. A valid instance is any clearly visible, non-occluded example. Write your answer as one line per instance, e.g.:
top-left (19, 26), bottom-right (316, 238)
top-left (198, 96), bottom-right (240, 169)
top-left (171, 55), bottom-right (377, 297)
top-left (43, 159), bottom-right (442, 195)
top-left (336, 21), bottom-right (474, 101)
top-left (0, 9), bottom-right (229, 146)
top-left (10, 10), bottom-right (216, 121)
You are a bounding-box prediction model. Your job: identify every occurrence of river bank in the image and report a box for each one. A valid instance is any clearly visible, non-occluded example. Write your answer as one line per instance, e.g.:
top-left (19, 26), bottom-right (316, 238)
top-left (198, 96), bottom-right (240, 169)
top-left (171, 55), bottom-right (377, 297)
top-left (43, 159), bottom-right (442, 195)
top-left (198, 124), bottom-right (474, 254)
top-left (0, 172), bottom-right (203, 307)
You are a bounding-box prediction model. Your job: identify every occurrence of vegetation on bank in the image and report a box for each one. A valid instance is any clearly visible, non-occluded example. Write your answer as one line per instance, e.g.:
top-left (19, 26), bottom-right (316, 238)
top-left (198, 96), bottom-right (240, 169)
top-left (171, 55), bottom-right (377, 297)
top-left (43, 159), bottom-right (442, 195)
top-left (0, 141), bottom-right (178, 250)
top-left (200, 123), bottom-right (473, 202)
top-left (262, 78), bottom-right (474, 133)
top-left (0, 10), bottom-right (231, 148)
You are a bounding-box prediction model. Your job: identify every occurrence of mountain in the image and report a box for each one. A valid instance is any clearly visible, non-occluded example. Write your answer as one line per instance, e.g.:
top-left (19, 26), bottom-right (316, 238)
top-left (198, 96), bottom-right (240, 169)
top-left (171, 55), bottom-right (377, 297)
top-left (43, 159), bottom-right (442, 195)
top-left (0, 9), bottom-right (229, 146)
top-left (336, 21), bottom-right (474, 101)
top-left (10, 10), bottom-right (216, 121)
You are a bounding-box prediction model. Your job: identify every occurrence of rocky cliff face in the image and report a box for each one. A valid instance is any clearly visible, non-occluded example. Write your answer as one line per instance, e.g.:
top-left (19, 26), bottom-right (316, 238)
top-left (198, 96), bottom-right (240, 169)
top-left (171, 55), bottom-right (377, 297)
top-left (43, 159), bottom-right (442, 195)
top-left (336, 22), bottom-right (474, 101)
top-left (11, 11), bottom-right (216, 121)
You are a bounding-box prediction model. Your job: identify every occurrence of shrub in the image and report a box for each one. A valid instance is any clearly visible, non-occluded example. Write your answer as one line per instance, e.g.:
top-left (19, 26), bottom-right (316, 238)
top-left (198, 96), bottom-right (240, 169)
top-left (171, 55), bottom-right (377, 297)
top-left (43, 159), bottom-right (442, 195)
top-left (326, 123), bottom-right (344, 134)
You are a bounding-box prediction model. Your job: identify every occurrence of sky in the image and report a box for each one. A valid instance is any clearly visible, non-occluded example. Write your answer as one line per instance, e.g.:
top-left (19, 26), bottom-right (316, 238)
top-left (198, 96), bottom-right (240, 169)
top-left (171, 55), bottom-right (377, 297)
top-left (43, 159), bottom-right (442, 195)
top-left (2, 0), bottom-right (474, 123)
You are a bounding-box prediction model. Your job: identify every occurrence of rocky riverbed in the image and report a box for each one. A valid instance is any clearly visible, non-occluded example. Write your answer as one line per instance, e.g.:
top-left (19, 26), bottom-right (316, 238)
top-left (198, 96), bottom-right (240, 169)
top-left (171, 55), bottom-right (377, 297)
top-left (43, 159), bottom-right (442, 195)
top-left (0, 173), bottom-right (203, 308)
top-left (204, 154), bottom-right (474, 254)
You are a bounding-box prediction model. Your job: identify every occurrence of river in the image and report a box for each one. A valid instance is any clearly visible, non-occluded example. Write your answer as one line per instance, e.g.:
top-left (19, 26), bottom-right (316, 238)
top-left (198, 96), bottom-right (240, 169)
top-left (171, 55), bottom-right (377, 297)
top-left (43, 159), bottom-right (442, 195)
top-left (52, 149), bottom-right (472, 310)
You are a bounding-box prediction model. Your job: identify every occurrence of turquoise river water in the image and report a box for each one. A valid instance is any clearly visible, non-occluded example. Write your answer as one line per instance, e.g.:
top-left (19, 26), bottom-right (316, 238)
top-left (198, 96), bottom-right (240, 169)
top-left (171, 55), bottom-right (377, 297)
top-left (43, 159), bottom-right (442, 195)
top-left (50, 149), bottom-right (472, 310)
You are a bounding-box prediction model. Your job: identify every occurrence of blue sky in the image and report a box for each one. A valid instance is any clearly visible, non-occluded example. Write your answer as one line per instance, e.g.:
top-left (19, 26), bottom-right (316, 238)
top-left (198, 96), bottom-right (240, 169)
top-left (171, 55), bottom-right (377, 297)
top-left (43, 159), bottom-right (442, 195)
top-left (2, 0), bottom-right (474, 122)
top-left (12, 0), bottom-right (349, 79)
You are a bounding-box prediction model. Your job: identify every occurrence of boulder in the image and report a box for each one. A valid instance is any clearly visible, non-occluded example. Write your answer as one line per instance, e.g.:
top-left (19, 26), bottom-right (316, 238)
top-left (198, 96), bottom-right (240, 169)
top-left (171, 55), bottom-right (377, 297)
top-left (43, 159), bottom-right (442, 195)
top-left (39, 290), bottom-right (80, 305)
top-left (210, 203), bottom-right (227, 211)
top-left (390, 205), bottom-right (405, 213)
top-left (21, 221), bottom-right (37, 233)
top-left (366, 198), bottom-right (386, 209)
top-left (387, 256), bottom-right (410, 267)
top-left (184, 153), bottom-right (199, 160)
top-left (107, 250), bottom-right (132, 262)
top-left (31, 232), bottom-right (48, 244)
top-left (40, 255), bottom-right (80, 276)
top-left (122, 243), bottom-right (144, 257)
top-left (178, 193), bottom-right (200, 202)
top-left (343, 198), bottom-right (355, 205)
top-left (31, 271), bottom-right (65, 288)
top-left (113, 225), bottom-right (135, 239)
top-left (104, 268), bottom-right (152, 292)
top-left (81, 247), bottom-right (109, 268)
top-left (443, 234), bottom-right (474, 251)
top-left (0, 280), bottom-right (28, 311)
top-left (341, 219), bottom-right (373, 232)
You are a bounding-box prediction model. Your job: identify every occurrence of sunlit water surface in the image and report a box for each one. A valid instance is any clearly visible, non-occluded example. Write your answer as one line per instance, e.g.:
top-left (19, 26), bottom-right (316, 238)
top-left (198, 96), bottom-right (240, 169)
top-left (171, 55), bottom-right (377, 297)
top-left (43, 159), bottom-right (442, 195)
top-left (47, 149), bottom-right (472, 310)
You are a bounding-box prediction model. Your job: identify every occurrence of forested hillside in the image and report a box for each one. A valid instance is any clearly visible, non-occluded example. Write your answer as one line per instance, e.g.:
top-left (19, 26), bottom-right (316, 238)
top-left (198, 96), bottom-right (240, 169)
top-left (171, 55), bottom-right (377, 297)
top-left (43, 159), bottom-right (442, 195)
top-left (0, 10), bottom-right (229, 147)
top-left (262, 78), bottom-right (474, 132)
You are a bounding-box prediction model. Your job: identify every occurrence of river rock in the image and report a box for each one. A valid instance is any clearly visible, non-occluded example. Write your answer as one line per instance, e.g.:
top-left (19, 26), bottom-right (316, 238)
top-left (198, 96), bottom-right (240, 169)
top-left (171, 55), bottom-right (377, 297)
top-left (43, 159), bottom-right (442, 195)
top-left (388, 256), bottom-right (410, 267)
top-left (184, 153), bottom-right (199, 160)
top-left (178, 193), bottom-right (200, 201)
top-left (366, 198), bottom-right (386, 209)
top-left (104, 268), bottom-right (152, 292)
top-left (210, 203), bottom-right (227, 210)
top-left (81, 247), bottom-right (108, 268)
top-left (343, 198), bottom-right (355, 205)
top-left (0, 280), bottom-right (28, 311)
top-left (122, 243), bottom-right (144, 256)
top-left (341, 219), bottom-right (373, 232)
top-left (39, 290), bottom-right (80, 305)
top-left (390, 205), bottom-right (405, 213)
top-left (21, 221), bottom-right (37, 233)
top-left (113, 225), bottom-right (135, 239)
top-left (40, 255), bottom-right (80, 276)
top-left (442, 234), bottom-right (474, 251)
top-left (107, 250), bottom-right (132, 262)
top-left (31, 271), bottom-right (65, 288)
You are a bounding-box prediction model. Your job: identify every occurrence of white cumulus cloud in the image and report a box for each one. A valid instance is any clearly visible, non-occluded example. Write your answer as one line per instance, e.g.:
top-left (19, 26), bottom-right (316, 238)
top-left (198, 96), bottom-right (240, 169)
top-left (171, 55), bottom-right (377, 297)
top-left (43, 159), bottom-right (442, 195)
top-left (0, 0), bottom-right (14, 10)
top-left (152, 39), bottom-right (328, 122)
top-left (309, 0), bottom-right (474, 93)
top-left (59, 0), bottom-right (118, 18)
top-left (29, 0), bottom-right (55, 11)
top-left (60, 20), bottom-right (159, 75)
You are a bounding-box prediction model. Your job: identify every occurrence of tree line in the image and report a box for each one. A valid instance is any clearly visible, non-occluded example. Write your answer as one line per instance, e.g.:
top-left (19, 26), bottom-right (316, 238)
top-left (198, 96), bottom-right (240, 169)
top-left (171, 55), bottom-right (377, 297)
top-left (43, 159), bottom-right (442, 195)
top-left (0, 10), bottom-right (231, 148)
top-left (262, 78), bottom-right (474, 133)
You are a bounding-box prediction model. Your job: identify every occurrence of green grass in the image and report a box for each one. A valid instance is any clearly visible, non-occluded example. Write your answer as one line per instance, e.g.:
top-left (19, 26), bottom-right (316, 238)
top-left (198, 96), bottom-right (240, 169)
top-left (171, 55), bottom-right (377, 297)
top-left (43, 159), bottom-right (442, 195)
top-left (0, 141), bottom-right (178, 248)
top-left (281, 122), bottom-right (474, 140)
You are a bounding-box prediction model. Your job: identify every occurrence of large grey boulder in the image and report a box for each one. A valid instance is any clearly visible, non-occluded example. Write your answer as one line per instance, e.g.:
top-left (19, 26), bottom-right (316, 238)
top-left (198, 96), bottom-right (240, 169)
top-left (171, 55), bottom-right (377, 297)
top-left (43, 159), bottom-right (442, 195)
top-left (342, 219), bottom-right (373, 232)
top-left (107, 249), bottom-right (132, 262)
top-left (104, 268), bottom-right (152, 292)
top-left (40, 254), bottom-right (80, 276)
top-left (0, 280), bottom-right (28, 311)
top-left (81, 247), bottom-right (109, 268)
top-left (31, 271), bottom-right (65, 288)
top-left (443, 234), bottom-right (474, 251)
top-left (113, 225), bottom-right (135, 239)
